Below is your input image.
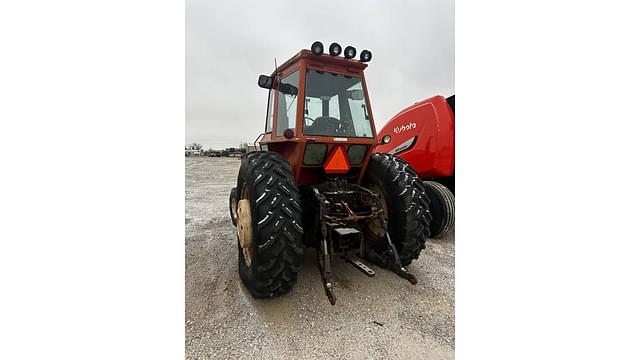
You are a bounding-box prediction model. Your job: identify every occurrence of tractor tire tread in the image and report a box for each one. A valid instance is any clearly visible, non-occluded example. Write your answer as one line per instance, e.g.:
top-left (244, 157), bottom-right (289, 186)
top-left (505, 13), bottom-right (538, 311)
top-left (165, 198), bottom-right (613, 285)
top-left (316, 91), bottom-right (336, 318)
top-left (236, 151), bottom-right (304, 298)
top-left (364, 153), bottom-right (432, 266)
top-left (423, 181), bottom-right (455, 238)
top-left (229, 187), bottom-right (238, 227)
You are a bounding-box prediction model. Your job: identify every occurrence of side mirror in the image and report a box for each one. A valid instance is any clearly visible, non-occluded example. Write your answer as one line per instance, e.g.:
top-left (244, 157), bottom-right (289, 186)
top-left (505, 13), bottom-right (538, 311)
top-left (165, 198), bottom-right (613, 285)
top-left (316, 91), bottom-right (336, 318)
top-left (347, 89), bottom-right (364, 100)
top-left (258, 75), bottom-right (273, 89)
top-left (280, 83), bottom-right (298, 96)
top-left (380, 135), bottom-right (391, 144)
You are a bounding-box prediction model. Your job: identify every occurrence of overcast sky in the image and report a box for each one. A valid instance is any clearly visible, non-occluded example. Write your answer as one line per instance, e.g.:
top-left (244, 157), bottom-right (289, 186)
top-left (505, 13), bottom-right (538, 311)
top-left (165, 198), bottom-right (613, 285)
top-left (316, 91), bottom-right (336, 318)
top-left (186, 0), bottom-right (454, 149)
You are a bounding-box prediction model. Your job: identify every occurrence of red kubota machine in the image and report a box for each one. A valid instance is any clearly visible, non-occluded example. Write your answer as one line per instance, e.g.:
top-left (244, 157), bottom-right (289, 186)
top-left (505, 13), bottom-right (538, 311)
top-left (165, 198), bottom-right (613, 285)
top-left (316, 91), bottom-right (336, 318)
top-left (376, 95), bottom-right (455, 238)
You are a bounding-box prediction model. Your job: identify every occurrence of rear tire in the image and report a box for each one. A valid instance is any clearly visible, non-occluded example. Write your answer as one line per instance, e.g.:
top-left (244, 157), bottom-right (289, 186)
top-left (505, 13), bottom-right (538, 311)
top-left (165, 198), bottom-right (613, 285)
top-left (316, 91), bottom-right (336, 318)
top-left (363, 153), bottom-right (432, 266)
top-left (423, 181), bottom-right (455, 238)
top-left (229, 187), bottom-right (238, 227)
top-left (235, 151), bottom-right (304, 298)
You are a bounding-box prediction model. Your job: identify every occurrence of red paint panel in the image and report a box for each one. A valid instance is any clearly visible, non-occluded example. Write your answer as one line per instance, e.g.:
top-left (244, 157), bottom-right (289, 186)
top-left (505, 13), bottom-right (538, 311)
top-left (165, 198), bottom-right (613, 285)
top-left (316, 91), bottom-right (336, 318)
top-left (376, 95), bottom-right (454, 178)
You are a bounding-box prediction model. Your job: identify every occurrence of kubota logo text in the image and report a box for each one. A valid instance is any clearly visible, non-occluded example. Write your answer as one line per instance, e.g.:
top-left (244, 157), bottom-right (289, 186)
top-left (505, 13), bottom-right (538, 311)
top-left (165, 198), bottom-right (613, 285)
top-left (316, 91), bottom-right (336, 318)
top-left (393, 122), bottom-right (416, 134)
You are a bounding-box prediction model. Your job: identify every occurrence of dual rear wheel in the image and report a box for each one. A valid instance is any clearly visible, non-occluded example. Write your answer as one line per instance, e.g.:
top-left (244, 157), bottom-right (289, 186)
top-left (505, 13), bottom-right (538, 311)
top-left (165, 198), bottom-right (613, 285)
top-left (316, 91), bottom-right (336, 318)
top-left (230, 152), bottom-right (305, 298)
top-left (363, 153), bottom-right (432, 266)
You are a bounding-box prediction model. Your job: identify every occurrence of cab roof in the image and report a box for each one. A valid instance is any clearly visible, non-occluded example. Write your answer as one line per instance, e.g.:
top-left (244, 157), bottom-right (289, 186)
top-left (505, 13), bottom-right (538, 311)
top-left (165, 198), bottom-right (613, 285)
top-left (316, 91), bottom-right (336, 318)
top-left (273, 49), bottom-right (368, 76)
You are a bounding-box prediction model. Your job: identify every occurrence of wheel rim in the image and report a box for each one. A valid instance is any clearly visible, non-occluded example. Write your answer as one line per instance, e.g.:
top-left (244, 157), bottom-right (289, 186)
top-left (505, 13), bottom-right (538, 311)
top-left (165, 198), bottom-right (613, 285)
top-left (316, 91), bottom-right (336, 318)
top-left (366, 183), bottom-right (389, 242)
top-left (237, 186), bottom-right (253, 267)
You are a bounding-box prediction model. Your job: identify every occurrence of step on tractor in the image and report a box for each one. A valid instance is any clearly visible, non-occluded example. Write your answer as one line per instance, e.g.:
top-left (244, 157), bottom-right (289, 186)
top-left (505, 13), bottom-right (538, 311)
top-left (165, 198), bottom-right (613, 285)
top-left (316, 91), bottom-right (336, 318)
top-left (377, 95), bottom-right (455, 239)
top-left (228, 41), bottom-right (432, 305)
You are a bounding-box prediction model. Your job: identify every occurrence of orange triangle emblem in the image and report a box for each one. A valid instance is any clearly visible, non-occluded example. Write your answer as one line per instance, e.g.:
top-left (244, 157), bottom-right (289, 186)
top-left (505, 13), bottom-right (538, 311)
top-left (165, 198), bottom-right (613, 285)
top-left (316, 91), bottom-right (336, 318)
top-left (323, 145), bottom-right (350, 174)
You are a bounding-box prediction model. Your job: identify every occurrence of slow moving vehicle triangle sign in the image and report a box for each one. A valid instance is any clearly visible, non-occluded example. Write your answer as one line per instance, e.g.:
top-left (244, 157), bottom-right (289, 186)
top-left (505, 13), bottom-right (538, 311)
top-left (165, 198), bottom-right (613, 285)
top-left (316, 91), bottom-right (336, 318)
top-left (323, 145), bottom-right (350, 174)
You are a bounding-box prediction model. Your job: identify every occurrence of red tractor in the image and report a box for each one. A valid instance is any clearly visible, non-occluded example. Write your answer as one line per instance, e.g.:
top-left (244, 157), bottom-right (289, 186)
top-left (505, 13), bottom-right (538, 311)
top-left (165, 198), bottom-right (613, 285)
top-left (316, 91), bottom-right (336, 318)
top-left (228, 42), bottom-right (432, 305)
top-left (376, 95), bottom-right (455, 238)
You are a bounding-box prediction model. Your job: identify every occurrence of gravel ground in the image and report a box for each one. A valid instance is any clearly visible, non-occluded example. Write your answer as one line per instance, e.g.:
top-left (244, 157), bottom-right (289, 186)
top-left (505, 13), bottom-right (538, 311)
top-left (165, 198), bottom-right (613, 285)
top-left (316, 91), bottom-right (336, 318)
top-left (186, 157), bottom-right (455, 360)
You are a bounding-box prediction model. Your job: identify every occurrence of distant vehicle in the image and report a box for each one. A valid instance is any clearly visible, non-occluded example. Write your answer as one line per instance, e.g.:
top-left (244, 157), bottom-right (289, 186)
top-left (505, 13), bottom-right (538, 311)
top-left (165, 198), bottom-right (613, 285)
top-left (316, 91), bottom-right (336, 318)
top-left (185, 149), bottom-right (202, 157)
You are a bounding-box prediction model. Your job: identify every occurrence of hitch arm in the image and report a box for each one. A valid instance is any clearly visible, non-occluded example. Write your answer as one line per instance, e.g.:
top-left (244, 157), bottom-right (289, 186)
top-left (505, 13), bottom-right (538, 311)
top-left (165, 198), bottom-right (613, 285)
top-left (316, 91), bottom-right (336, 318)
top-left (367, 211), bottom-right (418, 285)
top-left (313, 188), bottom-right (337, 305)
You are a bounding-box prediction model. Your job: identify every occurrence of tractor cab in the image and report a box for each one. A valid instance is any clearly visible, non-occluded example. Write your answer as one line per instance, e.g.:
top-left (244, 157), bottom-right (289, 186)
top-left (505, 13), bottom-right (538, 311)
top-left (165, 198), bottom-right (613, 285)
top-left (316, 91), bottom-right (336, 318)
top-left (256, 42), bottom-right (378, 185)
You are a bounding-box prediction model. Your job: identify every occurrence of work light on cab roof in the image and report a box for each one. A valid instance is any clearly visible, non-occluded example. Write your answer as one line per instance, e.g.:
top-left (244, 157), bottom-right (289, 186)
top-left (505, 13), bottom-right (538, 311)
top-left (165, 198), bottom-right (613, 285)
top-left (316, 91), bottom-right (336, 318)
top-left (344, 45), bottom-right (356, 59)
top-left (329, 42), bottom-right (342, 56)
top-left (309, 41), bottom-right (372, 63)
top-left (228, 41), bottom-right (432, 306)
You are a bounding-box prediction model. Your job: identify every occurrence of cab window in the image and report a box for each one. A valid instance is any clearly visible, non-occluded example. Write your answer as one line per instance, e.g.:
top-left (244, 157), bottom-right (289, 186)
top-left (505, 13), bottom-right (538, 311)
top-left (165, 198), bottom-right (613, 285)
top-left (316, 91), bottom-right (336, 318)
top-left (276, 69), bottom-right (300, 136)
top-left (303, 69), bottom-right (373, 138)
top-left (265, 89), bottom-right (274, 132)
